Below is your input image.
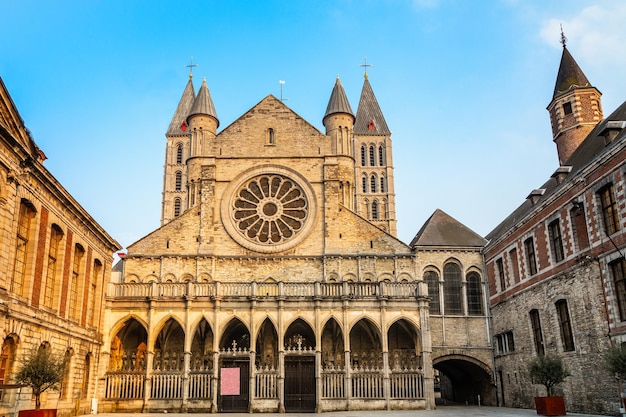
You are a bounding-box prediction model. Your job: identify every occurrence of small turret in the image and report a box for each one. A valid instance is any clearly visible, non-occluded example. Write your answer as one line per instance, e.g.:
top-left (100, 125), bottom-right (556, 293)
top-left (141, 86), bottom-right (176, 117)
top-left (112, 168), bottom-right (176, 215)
top-left (547, 31), bottom-right (603, 164)
top-left (187, 78), bottom-right (219, 157)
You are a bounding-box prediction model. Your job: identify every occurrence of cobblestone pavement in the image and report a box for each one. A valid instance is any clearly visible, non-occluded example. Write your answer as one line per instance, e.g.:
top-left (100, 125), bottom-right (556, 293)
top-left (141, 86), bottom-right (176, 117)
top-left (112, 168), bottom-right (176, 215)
top-left (82, 405), bottom-right (609, 417)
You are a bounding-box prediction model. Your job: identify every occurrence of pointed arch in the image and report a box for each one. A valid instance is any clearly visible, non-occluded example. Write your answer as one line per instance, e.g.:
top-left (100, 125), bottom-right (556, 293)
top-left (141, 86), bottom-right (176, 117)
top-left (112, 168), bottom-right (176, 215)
top-left (256, 318), bottom-right (279, 367)
top-left (387, 318), bottom-right (422, 369)
top-left (190, 318), bottom-right (214, 371)
top-left (109, 317), bottom-right (148, 372)
top-left (153, 317), bottom-right (185, 371)
top-left (219, 317), bottom-right (251, 350)
top-left (175, 142), bottom-right (184, 164)
top-left (321, 317), bottom-right (344, 368)
top-left (349, 317), bottom-right (382, 368)
top-left (284, 318), bottom-right (315, 350)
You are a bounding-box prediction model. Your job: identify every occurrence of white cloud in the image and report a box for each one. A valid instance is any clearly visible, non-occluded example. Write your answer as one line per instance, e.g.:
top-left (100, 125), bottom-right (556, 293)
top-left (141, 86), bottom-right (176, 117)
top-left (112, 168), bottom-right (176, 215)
top-left (540, 3), bottom-right (626, 66)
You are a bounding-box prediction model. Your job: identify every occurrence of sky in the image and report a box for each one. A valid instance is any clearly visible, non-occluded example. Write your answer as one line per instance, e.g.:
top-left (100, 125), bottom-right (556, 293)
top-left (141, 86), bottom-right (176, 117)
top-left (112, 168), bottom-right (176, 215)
top-left (2, 0), bottom-right (626, 250)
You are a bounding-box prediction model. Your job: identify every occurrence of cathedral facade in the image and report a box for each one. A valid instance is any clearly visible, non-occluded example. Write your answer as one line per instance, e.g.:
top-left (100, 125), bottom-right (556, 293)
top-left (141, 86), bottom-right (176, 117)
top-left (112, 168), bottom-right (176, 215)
top-left (100, 73), bottom-right (493, 413)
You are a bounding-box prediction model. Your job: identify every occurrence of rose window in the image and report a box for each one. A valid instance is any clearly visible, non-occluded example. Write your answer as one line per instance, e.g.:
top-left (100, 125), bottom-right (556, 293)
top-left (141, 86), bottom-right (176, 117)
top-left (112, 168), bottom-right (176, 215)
top-left (232, 174), bottom-right (308, 245)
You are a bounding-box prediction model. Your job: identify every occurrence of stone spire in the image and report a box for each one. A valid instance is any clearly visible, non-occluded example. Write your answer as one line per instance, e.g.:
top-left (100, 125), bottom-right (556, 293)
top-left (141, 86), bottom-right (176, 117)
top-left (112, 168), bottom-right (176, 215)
top-left (166, 78), bottom-right (195, 136)
top-left (354, 76), bottom-right (390, 135)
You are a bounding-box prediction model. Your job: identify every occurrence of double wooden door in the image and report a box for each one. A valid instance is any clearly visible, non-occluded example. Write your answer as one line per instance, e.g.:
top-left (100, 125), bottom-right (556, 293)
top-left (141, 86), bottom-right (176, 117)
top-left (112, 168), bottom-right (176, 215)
top-left (284, 355), bottom-right (316, 412)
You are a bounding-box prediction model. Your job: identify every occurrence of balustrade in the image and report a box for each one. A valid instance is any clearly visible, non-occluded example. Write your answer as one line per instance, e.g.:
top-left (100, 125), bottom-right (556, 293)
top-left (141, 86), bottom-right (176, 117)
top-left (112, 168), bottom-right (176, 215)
top-left (255, 365), bottom-right (278, 398)
top-left (109, 280), bottom-right (420, 300)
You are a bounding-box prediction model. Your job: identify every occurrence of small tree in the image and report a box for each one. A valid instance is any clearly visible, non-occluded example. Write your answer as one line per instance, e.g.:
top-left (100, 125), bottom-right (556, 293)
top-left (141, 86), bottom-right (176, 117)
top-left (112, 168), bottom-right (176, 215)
top-left (528, 354), bottom-right (570, 397)
top-left (15, 347), bottom-right (66, 410)
top-left (604, 345), bottom-right (626, 379)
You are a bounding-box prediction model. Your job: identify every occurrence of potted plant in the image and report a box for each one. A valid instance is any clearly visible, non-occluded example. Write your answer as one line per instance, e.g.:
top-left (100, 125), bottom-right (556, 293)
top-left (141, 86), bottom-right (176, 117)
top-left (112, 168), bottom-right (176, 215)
top-left (14, 346), bottom-right (67, 417)
top-left (528, 354), bottom-right (570, 416)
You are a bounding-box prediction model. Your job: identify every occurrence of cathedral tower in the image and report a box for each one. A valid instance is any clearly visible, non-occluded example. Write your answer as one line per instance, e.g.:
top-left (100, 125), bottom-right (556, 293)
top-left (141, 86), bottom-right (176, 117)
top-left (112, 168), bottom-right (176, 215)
top-left (161, 76), bottom-right (195, 225)
top-left (547, 37), bottom-right (603, 165)
top-left (353, 73), bottom-right (397, 236)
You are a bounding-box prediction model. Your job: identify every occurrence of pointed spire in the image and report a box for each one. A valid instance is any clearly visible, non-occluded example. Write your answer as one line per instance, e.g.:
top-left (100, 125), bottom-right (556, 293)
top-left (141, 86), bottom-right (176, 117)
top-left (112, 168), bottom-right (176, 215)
top-left (552, 42), bottom-right (592, 99)
top-left (188, 77), bottom-right (219, 128)
top-left (354, 77), bottom-right (390, 135)
top-left (323, 76), bottom-right (354, 125)
top-left (166, 78), bottom-right (196, 136)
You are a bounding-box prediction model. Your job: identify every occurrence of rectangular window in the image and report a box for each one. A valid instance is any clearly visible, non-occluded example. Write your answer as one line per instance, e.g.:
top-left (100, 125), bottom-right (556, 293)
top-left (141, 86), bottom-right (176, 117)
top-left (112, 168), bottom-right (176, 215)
top-left (509, 248), bottom-right (520, 284)
top-left (599, 184), bottom-right (620, 235)
top-left (563, 101), bottom-right (573, 115)
top-left (548, 220), bottom-right (565, 263)
top-left (494, 331), bottom-right (515, 355)
top-left (556, 300), bottom-right (575, 352)
top-left (570, 203), bottom-right (589, 251)
top-left (524, 238), bottom-right (538, 276)
top-left (611, 258), bottom-right (626, 322)
top-left (530, 309), bottom-right (544, 355)
top-left (496, 258), bottom-right (505, 291)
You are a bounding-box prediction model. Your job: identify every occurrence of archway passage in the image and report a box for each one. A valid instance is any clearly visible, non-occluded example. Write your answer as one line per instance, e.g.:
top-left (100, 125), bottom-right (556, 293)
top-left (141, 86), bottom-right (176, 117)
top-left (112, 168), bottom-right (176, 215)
top-left (284, 318), bottom-right (316, 412)
top-left (433, 357), bottom-right (496, 406)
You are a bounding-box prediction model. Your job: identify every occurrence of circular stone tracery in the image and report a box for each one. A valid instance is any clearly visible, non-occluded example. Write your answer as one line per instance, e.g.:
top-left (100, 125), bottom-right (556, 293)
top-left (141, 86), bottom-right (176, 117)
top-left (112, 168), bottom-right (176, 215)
top-left (232, 174), bottom-right (308, 246)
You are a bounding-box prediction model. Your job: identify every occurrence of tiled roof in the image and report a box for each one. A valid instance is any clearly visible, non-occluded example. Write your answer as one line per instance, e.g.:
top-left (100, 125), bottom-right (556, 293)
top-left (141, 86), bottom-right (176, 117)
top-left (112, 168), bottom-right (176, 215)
top-left (354, 77), bottom-right (390, 135)
top-left (486, 99), bottom-right (626, 242)
top-left (410, 209), bottom-right (487, 248)
top-left (553, 46), bottom-right (593, 99)
top-left (166, 79), bottom-right (195, 136)
top-left (188, 78), bottom-right (219, 127)
top-left (323, 77), bottom-right (354, 123)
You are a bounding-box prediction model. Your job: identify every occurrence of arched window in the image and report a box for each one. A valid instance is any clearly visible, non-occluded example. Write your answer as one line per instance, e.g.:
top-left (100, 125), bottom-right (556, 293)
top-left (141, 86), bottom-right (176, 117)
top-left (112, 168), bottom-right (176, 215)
top-left (174, 198), bottom-right (182, 217)
top-left (380, 176), bottom-right (386, 193)
top-left (44, 224), bottom-right (63, 309)
top-left (372, 200), bottom-right (379, 219)
top-left (175, 171), bottom-right (182, 191)
top-left (69, 244), bottom-right (85, 321)
top-left (443, 262), bottom-right (462, 314)
top-left (362, 177), bottom-right (368, 193)
top-left (361, 145), bottom-right (367, 166)
top-left (424, 271), bottom-right (440, 314)
top-left (267, 128), bottom-right (275, 145)
top-left (378, 145), bottom-right (384, 166)
top-left (0, 337), bottom-right (16, 395)
top-left (176, 143), bottom-right (183, 164)
top-left (13, 200), bottom-right (36, 296)
top-left (466, 272), bottom-right (483, 315)
top-left (370, 175), bottom-right (377, 193)
top-left (369, 145), bottom-right (375, 166)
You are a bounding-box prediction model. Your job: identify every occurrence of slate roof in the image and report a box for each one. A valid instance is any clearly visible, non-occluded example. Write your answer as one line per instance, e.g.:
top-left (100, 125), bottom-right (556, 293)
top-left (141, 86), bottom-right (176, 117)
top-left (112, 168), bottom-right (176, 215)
top-left (410, 209), bottom-right (487, 248)
top-left (553, 46), bottom-right (593, 99)
top-left (323, 76), bottom-right (354, 124)
top-left (354, 76), bottom-right (390, 135)
top-left (486, 99), bottom-right (626, 242)
top-left (166, 78), bottom-right (195, 136)
top-left (188, 78), bottom-right (219, 127)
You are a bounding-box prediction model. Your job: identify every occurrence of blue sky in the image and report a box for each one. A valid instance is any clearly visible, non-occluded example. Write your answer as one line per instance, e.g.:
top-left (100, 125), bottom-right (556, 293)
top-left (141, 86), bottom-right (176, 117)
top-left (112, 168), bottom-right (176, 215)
top-left (2, 0), bottom-right (625, 248)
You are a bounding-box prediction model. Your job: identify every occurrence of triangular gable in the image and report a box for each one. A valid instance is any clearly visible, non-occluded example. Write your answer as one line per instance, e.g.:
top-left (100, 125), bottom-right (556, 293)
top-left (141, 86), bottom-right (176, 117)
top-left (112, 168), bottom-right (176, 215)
top-left (410, 208), bottom-right (486, 248)
top-left (0, 77), bottom-right (38, 156)
top-left (218, 94), bottom-right (324, 137)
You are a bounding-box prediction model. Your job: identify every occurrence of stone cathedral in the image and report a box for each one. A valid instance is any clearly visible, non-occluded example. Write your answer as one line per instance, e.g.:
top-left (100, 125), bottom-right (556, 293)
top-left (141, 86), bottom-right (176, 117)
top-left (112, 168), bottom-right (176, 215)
top-left (100, 72), bottom-right (492, 413)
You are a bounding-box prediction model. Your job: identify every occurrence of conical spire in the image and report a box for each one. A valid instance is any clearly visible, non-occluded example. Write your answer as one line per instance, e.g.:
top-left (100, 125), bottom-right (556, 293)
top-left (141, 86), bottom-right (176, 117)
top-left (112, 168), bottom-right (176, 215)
top-left (552, 46), bottom-right (592, 99)
top-left (166, 78), bottom-right (195, 136)
top-left (323, 76), bottom-right (354, 125)
top-left (188, 78), bottom-right (219, 127)
top-left (354, 76), bottom-right (390, 135)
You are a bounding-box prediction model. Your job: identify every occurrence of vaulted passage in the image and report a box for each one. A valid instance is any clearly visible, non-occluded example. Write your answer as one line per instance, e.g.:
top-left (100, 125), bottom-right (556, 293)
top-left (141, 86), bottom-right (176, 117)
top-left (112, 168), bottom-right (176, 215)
top-left (434, 356), bottom-right (496, 406)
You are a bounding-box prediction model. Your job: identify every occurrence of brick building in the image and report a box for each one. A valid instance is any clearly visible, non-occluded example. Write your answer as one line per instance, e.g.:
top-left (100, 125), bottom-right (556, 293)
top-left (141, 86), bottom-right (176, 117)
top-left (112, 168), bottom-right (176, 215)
top-left (0, 78), bottom-right (121, 416)
top-left (483, 41), bottom-right (626, 415)
top-left (101, 72), bottom-right (494, 413)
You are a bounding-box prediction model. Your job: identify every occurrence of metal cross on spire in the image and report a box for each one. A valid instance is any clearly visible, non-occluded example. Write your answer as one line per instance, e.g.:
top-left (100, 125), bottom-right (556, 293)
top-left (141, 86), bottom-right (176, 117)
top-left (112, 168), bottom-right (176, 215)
top-left (560, 24), bottom-right (568, 48)
top-left (185, 56), bottom-right (199, 79)
top-left (360, 57), bottom-right (372, 79)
